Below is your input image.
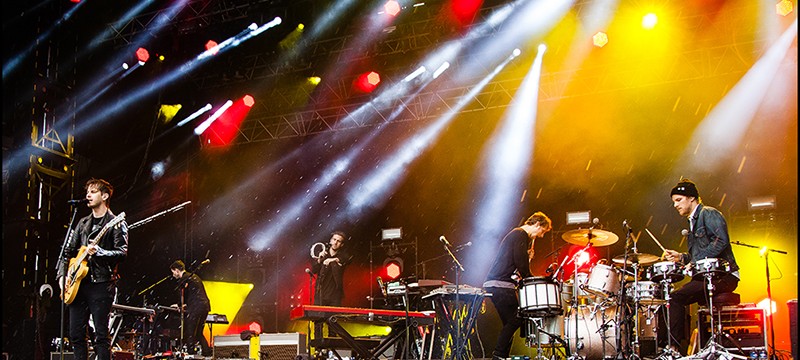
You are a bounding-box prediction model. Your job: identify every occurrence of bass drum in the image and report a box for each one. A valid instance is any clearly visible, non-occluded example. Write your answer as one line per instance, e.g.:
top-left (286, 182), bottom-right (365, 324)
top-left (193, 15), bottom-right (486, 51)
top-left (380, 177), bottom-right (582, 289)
top-left (564, 306), bottom-right (618, 360)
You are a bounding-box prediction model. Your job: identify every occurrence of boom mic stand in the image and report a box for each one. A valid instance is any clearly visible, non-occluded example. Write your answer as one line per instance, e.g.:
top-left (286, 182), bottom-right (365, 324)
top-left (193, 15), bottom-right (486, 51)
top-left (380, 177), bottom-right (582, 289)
top-left (441, 237), bottom-right (466, 360)
top-left (732, 241), bottom-right (787, 360)
top-left (56, 204), bottom-right (82, 360)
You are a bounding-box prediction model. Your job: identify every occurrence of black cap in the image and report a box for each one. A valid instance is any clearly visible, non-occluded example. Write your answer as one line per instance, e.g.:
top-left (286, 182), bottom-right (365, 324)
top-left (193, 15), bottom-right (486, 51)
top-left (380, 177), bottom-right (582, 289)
top-left (671, 179), bottom-right (699, 198)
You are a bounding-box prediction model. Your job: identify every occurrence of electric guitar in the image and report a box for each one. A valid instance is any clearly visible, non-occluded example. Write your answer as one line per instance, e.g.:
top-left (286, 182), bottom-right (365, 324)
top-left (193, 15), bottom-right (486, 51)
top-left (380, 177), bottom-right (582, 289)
top-left (61, 212), bottom-right (126, 304)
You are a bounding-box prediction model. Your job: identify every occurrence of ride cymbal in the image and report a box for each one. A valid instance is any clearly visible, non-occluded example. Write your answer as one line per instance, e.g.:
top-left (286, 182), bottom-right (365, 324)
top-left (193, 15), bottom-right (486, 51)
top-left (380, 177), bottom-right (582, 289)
top-left (612, 253), bottom-right (659, 266)
top-left (561, 229), bottom-right (619, 247)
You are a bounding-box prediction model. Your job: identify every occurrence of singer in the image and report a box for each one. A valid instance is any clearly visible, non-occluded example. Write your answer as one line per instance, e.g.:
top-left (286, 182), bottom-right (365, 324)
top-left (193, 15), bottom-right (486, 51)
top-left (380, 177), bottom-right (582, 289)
top-left (483, 211), bottom-right (552, 360)
top-left (56, 178), bottom-right (127, 360)
top-left (170, 260), bottom-right (212, 356)
top-left (660, 179), bottom-right (740, 356)
top-left (310, 231), bottom-right (352, 307)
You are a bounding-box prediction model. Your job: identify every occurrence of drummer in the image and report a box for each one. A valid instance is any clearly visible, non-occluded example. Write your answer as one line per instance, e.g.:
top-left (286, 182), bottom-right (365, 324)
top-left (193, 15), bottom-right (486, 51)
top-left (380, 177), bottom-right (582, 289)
top-left (661, 179), bottom-right (740, 355)
top-left (483, 211), bottom-right (552, 360)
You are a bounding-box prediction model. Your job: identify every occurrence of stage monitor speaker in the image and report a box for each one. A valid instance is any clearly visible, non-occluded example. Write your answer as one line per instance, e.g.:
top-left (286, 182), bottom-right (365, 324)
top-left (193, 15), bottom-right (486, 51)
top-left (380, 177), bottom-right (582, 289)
top-left (698, 305), bottom-right (767, 355)
top-left (259, 333), bottom-right (307, 360)
top-left (213, 334), bottom-right (252, 359)
top-left (789, 299), bottom-right (797, 360)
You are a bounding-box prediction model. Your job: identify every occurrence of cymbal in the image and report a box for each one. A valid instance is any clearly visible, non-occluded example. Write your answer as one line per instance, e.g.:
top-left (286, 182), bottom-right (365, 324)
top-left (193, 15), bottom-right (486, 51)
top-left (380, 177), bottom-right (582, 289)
top-left (561, 229), bottom-right (619, 247)
top-left (612, 253), bottom-right (659, 266)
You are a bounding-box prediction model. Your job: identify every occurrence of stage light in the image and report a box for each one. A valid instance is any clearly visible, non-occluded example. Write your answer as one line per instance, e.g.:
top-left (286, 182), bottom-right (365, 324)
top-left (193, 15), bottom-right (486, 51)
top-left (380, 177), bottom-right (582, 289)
top-left (248, 322), bottom-right (262, 334)
top-left (308, 76), bottom-right (321, 85)
top-left (403, 66), bottom-right (426, 82)
top-left (538, 43), bottom-right (547, 53)
top-left (243, 95), bottom-right (255, 108)
top-left (205, 40), bottom-right (219, 56)
top-left (194, 100), bottom-right (233, 135)
top-left (593, 31), bottom-right (608, 47)
top-left (642, 13), bottom-right (658, 29)
top-left (384, 0), bottom-right (401, 16)
top-left (136, 47), bottom-right (150, 65)
top-left (383, 257), bottom-right (404, 280)
top-left (757, 298), bottom-right (778, 316)
top-left (122, 63), bottom-right (129, 70)
top-left (158, 54), bottom-right (165, 62)
top-left (158, 104), bottom-right (182, 124)
top-left (355, 71), bottom-right (381, 93)
top-left (432, 62), bottom-right (450, 79)
top-left (512, 48), bottom-right (521, 58)
top-left (776, 0), bottom-right (793, 16)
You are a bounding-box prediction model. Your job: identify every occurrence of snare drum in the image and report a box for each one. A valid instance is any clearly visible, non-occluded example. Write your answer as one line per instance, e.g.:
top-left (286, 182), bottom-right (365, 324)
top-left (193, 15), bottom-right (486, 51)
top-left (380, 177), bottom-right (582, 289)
top-left (686, 258), bottom-right (730, 279)
top-left (519, 277), bottom-right (562, 316)
top-left (584, 264), bottom-right (620, 298)
top-left (625, 281), bottom-right (664, 305)
top-left (646, 261), bottom-right (685, 283)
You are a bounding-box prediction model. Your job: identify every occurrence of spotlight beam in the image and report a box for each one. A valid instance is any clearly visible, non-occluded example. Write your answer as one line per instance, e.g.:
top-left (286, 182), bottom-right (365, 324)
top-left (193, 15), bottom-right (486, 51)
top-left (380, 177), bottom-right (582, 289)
top-left (177, 104), bottom-right (213, 127)
top-left (195, 100), bottom-right (233, 135)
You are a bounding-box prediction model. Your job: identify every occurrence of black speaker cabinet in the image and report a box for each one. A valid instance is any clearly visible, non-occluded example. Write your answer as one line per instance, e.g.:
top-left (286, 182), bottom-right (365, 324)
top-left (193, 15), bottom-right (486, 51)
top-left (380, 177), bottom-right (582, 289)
top-left (698, 305), bottom-right (767, 355)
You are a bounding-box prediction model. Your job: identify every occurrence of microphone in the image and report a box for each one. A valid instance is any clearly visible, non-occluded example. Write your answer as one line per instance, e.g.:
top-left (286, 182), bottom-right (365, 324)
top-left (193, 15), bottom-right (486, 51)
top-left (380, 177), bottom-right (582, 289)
top-left (376, 277), bottom-right (387, 296)
top-left (305, 268), bottom-right (313, 275)
top-left (439, 235), bottom-right (452, 247)
top-left (67, 199), bottom-right (88, 204)
top-left (592, 218), bottom-right (600, 225)
top-left (463, 241), bottom-right (472, 247)
top-left (681, 229), bottom-right (690, 237)
top-left (201, 259), bottom-right (211, 265)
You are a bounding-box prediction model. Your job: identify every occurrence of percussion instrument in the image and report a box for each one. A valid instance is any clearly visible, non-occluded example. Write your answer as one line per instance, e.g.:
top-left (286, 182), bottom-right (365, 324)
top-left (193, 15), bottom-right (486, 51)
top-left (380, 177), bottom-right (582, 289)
top-left (611, 252), bottom-right (659, 266)
top-left (519, 277), bottom-right (562, 316)
top-left (584, 264), bottom-right (621, 299)
top-left (561, 272), bottom-right (591, 305)
top-left (562, 229), bottom-right (619, 247)
top-left (523, 315), bottom-right (565, 348)
top-left (646, 261), bottom-right (685, 283)
top-left (564, 305), bottom-right (618, 360)
top-left (685, 258), bottom-right (730, 279)
top-left (624, 281), bottom-right (665, 305)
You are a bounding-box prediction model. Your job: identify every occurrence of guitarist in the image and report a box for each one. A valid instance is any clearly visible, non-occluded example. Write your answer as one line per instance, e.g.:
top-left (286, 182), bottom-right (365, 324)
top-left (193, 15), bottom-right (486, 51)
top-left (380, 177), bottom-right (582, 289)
top-left (57, 178), bottom-right (128, 360)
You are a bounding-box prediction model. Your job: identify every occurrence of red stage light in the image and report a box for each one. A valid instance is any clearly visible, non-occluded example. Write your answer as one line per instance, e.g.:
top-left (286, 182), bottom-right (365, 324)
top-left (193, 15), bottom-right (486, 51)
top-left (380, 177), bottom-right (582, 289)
top-left (205, 40), bottom-right (219, 55)
top-left (355, 71), bottom-right (381, 93)
top-left (243, 95), bottom-right (255, 108)
top-left (248, 321), bottom-right (262, 334)
top-left (384, 1), bottom-right (401, 16)
top-left (383, 257), bottom-right (403, 280)
top-left (136, 48), bottom-right (150, 63)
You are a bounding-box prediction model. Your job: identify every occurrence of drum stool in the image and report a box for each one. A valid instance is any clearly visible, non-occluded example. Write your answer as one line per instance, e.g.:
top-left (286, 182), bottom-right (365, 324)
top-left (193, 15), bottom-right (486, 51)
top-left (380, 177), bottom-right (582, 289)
top-left (694, 292), bottom-right (748, 359)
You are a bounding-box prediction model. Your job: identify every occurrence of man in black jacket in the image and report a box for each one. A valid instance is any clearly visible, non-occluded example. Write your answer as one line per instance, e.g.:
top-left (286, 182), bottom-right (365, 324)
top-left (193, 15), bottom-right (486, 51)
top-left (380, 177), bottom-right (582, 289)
top-left (57, 178), bottom-right (128, 360)
top-left (170, 260), bottom-right (212, 356)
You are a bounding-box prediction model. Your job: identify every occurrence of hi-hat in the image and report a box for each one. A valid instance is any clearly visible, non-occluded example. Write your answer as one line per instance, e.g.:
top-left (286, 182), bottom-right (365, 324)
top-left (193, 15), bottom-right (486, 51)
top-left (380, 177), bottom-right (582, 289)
top-left (612, 253), bottom-right (659, 266)
top-left (561, 229), bottom-right (619, 247)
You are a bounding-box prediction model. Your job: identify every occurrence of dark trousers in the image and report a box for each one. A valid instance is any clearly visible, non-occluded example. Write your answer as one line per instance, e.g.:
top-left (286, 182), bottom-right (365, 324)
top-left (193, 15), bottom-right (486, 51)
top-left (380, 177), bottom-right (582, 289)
top-left (68, 281), bottom-right (115, 360)
top-left (486, 287), bottom-right (522, 358)
top-left (666, 273), bottom-right (739, 352)
top-left (185, 309), bottom-right (211, 355)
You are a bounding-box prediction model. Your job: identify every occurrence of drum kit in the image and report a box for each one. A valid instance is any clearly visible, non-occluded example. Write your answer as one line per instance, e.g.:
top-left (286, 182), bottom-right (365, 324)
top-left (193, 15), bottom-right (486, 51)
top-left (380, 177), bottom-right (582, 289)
top-left (517, 226), bottom-right (697, 360)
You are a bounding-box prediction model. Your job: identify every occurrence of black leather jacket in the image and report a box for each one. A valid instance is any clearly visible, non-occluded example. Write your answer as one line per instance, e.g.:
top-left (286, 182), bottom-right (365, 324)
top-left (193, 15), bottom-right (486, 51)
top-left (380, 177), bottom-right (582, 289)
top-left (57, 210), bottom-right (128, 283)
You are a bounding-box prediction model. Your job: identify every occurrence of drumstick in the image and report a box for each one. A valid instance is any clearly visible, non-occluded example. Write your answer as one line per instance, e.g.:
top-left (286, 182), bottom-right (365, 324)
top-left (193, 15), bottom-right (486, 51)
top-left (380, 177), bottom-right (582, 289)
top-left (645, 228), bottom-right (667, 252)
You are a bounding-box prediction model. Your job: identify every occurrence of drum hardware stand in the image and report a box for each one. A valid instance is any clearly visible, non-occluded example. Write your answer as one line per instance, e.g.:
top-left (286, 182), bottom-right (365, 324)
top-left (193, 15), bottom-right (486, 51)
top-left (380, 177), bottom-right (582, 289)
top-left (653, 280), bottom-right (681, 360)
top-left (691, 271), bottom-right (746, 360)
top-left (566, 239), bottom-right (595, 360)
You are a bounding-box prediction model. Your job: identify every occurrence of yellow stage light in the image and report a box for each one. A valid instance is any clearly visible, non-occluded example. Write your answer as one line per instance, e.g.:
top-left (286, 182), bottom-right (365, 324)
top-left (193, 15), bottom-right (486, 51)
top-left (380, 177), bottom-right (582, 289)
top-left (593, 31), bottom-right (609, 47)
top-left (158, 104), bottom-right (182, 124)
top-left (776, 0), bottom-right (793, 16)
top-left (308, 76), bottom-right (321, 85)
top-left (642, 13), bottom-right (658, 29)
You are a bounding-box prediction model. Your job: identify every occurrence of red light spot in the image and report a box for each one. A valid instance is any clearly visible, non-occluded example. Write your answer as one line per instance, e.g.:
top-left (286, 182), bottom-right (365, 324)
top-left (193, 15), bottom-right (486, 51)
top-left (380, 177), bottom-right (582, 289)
top-left (354, 71), bottom-right (381, 93)
top-left (205, 40), bottom-right (219, 55)
top-left (136, 48), bottom-right (150, 63)
top-left (248, 322), bottom-right (262, 334)
top-left (386, 262), bottom-right (402, 280)
top-left (384, 1), bottom-right (401, 16)
top-left (243, 95), bottom-right (255, 107)
top-left (450, 0), bottom-right (483, 27)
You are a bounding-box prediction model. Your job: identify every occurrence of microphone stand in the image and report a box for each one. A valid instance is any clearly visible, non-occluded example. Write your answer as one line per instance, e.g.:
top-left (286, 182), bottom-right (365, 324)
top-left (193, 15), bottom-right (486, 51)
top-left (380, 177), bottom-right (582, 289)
top-left (136, 275), bottom-right (171, 355)
top-left (442, 240), bottom-right (466, 360)
top-left (732, 241), bottom-right (787, 360)
top-left (56, 204), bottom-right (82, 360)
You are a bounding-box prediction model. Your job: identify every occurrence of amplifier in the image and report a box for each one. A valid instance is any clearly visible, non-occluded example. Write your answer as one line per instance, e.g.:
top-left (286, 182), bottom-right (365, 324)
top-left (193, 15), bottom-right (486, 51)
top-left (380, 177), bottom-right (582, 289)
top-left (214, 333), bottom-right (306, 360)
top-left (259, 333), bottom-right (307, 360)
top-left (698, 306), bottom-right (767, 353)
